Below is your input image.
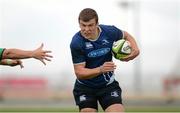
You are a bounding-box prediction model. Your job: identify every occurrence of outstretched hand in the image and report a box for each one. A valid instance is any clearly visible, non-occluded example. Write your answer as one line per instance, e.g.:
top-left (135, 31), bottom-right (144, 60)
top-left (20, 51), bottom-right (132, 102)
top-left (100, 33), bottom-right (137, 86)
top-left (32, 43), bottom-right (53, 65)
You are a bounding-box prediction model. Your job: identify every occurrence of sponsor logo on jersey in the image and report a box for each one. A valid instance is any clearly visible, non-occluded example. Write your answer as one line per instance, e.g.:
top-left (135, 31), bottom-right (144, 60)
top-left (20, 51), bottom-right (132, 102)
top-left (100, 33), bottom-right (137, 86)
top-left (87, 48), bottom-right (110, 58)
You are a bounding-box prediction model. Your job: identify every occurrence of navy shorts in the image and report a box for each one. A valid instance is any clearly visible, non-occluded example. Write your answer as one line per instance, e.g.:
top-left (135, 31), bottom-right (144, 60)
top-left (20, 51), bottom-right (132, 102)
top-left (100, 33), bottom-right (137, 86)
top-left (73, 80), bottom-right (123, 111)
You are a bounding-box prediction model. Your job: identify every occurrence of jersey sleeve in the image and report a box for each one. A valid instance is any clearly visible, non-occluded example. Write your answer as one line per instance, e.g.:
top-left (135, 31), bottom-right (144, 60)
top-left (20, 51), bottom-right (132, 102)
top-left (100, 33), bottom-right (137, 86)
top-left (0, 48), bottom-right (5, 60)
top-left (112, 25), bottom-right (124, 41)
top-left (70, 39), bottom-right (85, 64)
top-left (101, 25), bottom-right (124, 42)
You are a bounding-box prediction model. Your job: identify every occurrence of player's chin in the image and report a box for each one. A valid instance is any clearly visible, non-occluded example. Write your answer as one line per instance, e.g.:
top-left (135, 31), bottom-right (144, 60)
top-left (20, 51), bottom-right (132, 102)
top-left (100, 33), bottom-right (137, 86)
top-left (84, 34), bottom-right (90, 38)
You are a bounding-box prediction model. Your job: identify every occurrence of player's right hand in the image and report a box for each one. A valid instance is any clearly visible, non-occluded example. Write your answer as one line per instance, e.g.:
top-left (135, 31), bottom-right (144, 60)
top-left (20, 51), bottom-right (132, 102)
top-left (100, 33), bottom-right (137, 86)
top-left (100, 61), bottom-right (116, 73)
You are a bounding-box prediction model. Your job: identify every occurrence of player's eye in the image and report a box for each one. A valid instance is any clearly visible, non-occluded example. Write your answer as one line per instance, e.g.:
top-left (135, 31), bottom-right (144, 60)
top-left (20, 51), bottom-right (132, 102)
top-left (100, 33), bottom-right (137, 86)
top-left (81, 24), bottom-right (85, 27)
top-left (88, 24), bottom-right (94, 27)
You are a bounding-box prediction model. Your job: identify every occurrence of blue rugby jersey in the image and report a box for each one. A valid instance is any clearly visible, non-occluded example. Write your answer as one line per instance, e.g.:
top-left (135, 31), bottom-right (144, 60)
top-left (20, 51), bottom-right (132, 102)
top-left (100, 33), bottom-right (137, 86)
top-left (70, 24), bottom-right (124, 88)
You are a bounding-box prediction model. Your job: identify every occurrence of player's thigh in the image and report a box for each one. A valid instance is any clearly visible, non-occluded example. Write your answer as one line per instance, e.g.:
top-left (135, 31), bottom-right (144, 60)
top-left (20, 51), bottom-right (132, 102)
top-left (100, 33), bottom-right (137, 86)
top-left (80, 108), bottom-right (97, 112)
top-left (73, 82), bottom-right (98, 110)
top-left (98, 81), bottom-right (123, 110)
top-left (105, 103), bottom-right (124, 112)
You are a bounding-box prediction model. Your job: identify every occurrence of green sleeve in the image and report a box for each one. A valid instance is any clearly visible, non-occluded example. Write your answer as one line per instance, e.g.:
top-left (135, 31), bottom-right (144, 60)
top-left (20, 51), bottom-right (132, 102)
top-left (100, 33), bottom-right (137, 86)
top-left (0, 48), bottom-right (5, 60)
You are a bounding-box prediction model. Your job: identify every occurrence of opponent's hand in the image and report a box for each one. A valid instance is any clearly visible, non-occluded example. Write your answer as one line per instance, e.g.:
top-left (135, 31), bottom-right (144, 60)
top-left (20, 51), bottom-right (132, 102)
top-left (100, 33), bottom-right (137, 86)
top-left (0, 59), bottom-right (24, 68)
top-left (100, 61), bottom-right (116, 73)
top-left (32, 43), bottom-right (53, 65)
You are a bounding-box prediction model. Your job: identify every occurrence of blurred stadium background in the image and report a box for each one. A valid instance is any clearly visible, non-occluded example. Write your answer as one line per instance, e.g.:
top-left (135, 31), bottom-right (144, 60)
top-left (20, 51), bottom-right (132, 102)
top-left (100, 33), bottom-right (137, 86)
top-left (0, 0), bottom-right (180, 112)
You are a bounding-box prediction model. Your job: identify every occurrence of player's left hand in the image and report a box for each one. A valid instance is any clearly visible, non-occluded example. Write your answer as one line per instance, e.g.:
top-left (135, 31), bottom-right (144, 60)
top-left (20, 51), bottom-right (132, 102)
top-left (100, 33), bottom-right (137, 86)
top-left (120, 48), bottom-right (139, 62)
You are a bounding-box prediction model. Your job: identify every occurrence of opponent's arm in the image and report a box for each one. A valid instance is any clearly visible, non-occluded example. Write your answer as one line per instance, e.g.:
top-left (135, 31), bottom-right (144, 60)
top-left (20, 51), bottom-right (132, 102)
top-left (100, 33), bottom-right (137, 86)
top-left (121, 31), bottom-right (140, 61)
top-left (74, 61), bottom-right (116, 79)
top-left (2, 43), bottom-right (53, 65)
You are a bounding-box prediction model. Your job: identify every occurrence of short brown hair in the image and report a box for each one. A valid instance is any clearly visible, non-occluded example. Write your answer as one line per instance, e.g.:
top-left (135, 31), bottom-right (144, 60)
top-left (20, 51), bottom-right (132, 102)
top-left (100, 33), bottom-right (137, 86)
top-left (78, 8), bottom-right (98, 23)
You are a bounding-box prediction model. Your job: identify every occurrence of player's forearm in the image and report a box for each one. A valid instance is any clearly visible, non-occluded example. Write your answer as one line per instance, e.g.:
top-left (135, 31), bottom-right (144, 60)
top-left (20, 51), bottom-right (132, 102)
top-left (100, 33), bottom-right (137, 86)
top-left (124, 31), bottom-right (139, 50)
top-left (75, 67), bottom-right (101, 80)
top-left (2, 49), bottom-right (33, 59)
top-left (124, 31), bottom-right (140, 59)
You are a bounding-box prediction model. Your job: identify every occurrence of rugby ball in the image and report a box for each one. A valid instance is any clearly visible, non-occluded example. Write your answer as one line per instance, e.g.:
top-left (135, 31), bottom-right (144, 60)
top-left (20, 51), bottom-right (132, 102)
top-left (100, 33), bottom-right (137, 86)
top-left (112, 39), bottom-right (132, 60)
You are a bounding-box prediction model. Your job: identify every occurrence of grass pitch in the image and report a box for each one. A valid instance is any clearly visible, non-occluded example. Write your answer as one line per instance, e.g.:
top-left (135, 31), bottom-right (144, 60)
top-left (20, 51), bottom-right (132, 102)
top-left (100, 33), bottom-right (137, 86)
top-left (0, 106), bottom-right (180, 112)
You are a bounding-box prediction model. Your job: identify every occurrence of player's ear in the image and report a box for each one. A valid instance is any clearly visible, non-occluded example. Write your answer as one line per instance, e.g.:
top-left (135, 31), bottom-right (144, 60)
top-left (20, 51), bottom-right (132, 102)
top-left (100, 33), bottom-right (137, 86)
top-left (96, 22), bottom-right (99, 26)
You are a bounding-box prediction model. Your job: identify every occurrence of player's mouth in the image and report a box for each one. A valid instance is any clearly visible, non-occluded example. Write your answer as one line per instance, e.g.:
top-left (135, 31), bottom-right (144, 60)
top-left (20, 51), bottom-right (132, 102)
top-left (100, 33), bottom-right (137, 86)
top-left (83, 32), bottom-right (91, 36)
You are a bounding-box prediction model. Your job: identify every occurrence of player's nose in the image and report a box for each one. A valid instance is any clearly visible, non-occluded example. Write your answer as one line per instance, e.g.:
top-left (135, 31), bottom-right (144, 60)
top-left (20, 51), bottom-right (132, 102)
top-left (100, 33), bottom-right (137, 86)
top-left (84, 26), bottom-right (90, 31)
